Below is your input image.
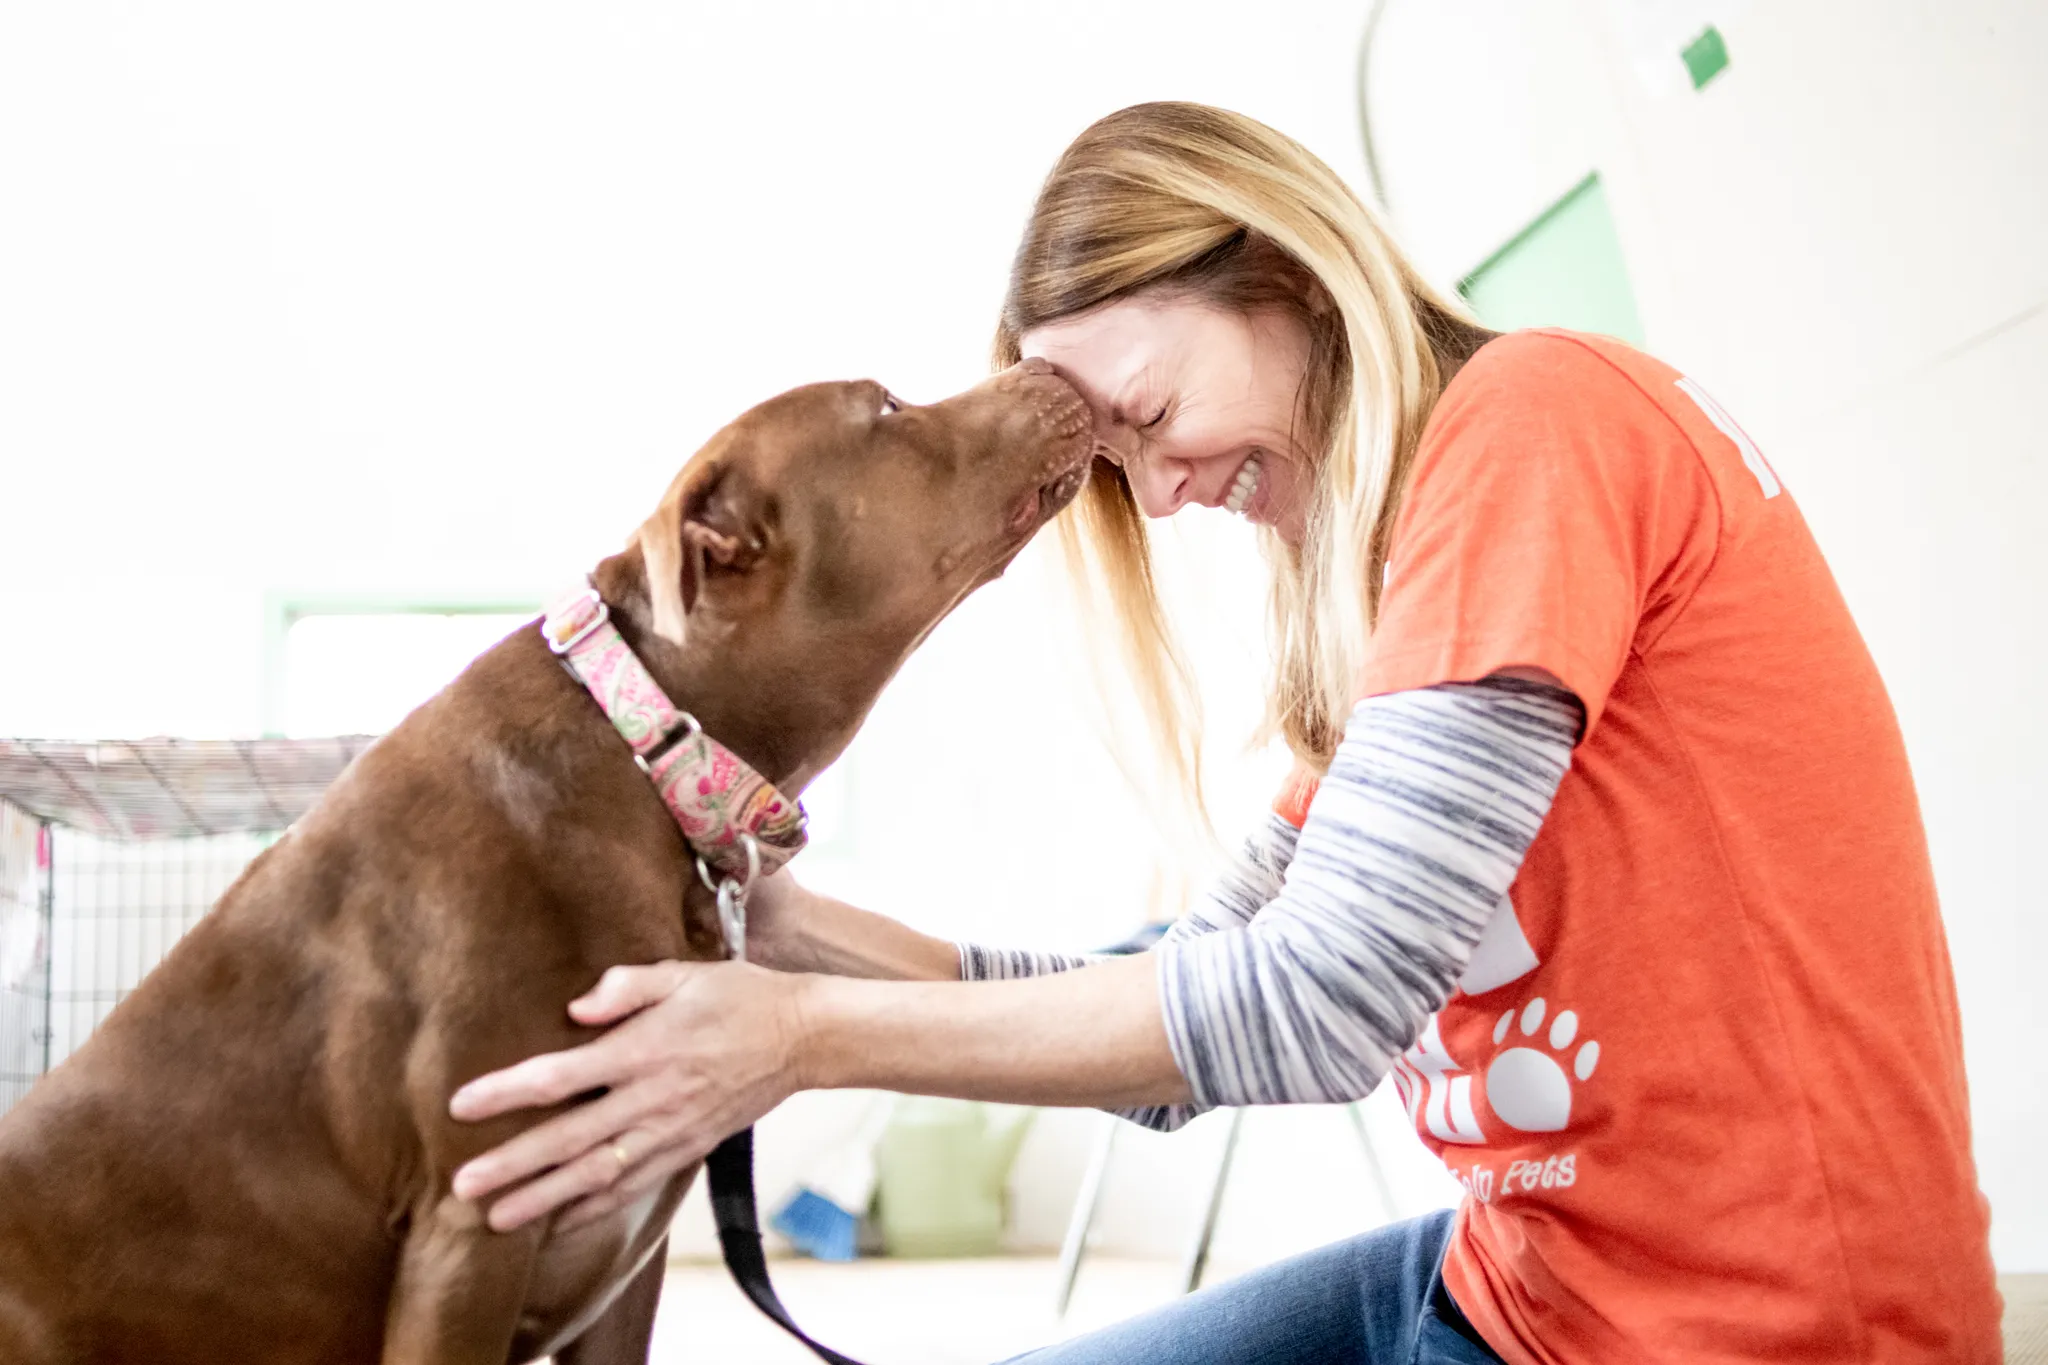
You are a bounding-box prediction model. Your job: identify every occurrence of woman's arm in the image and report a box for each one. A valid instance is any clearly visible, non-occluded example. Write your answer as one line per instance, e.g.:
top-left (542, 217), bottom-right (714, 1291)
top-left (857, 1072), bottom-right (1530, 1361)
top-left (955, 810), bottom-right (1300, 982)
top-left (1156, 676), bottom-right (1580, 1110)
top-left (757, 832), bottom-right (1292, 1132)
top-left (760, 787), bottom-right (1301, 986)
top-left (793, 954), bottom-right (1186, 1106)
top-left (445, 950), bottom-right (1183, 1232)
top-left (752, 882), bottom-right (961, 981)
top-left (450, 673), bottom-right (1579, 1231)
top-left (948, 817), bottom-right (1303, 1132)
top-left (748, 887), bottom-right (1199, 1105)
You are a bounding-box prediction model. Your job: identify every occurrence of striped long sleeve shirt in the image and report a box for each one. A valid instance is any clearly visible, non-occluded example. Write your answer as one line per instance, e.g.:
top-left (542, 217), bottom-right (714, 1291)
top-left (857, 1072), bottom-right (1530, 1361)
top-left (957, 676), bottom-right (1582, 1131)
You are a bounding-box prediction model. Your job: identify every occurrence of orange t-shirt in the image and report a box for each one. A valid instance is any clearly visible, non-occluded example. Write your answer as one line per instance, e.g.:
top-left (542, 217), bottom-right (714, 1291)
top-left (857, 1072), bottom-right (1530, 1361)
top-left (1276, 330), bottom-right (1998, 1363)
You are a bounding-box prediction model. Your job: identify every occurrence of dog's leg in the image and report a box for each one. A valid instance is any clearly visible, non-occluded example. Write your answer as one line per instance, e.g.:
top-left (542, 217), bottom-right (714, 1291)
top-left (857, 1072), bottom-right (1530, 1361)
top-left (380, 1191), bottom-right (547, 1365)
top-left (553, 1234), bottom-right (667, 1365)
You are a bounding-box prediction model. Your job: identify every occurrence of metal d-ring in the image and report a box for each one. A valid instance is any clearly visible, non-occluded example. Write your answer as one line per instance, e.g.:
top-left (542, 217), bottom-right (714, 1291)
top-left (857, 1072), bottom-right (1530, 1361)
top-left (694, 832), bottom-right (761, 963)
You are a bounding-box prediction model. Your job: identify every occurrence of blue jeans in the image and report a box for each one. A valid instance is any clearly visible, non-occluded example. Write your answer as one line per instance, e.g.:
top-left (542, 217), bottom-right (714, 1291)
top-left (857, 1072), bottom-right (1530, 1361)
top-left (1006, 1210), bottom-right (1502, 1365)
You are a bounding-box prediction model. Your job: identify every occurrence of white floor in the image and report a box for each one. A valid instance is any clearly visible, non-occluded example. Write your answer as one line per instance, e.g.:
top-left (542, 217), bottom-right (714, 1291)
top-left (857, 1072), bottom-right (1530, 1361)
top-left (641, 1254), bottom-right (1252, 1364)
top-left (637, 1260), bottom-right (2048, 1364)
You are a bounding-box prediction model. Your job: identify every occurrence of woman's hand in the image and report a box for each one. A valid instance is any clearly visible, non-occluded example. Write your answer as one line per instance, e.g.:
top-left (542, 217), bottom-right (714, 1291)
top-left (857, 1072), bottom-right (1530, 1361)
top-left (447, 959), bottom-right (806, 1232)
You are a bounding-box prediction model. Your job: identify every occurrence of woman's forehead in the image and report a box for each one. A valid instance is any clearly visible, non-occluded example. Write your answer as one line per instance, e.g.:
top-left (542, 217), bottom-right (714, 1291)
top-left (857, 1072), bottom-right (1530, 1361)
top-left (1022, 297), bottom-right (1246, 393)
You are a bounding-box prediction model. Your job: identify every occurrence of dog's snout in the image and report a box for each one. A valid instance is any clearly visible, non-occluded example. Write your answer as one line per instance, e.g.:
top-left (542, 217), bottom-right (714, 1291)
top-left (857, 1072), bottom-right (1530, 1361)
top-left (925, 362), bottom-right (1094, 526)
top-left (991, 358), bottom-right (1090, 434)
top-left (998, 356), bottom-right (1080, 403)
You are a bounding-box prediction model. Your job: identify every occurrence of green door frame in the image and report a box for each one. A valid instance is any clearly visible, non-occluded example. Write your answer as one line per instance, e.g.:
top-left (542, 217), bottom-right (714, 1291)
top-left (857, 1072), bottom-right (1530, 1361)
top-left (1458, 171), bottom-right (1646, 347)
top-left (261, 592), bottom-right (546, 738)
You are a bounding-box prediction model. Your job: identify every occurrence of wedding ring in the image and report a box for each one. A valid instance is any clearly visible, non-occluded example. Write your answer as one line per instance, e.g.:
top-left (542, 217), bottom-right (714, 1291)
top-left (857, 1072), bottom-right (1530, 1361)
top-left (609, 1140), bottom-right (631, 1174)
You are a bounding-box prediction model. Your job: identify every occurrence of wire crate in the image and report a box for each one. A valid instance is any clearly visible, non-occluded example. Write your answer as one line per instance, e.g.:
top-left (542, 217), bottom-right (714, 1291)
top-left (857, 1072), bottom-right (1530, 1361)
top-left (0, 737), bottom-right (368, 1116)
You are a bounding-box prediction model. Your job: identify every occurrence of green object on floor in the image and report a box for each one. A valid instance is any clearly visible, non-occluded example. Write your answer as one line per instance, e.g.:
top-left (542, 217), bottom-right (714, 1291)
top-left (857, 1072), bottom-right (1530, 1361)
top-left (872, 1098), bottom-right (1035, 1257)
top-left (1682, 24), bottom-right (1729, 90)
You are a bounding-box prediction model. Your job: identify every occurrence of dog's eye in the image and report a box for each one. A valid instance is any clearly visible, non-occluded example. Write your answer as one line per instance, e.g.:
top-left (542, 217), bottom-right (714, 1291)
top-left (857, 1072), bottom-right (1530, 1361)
top-left (878, 392), bottom-right (902, 416)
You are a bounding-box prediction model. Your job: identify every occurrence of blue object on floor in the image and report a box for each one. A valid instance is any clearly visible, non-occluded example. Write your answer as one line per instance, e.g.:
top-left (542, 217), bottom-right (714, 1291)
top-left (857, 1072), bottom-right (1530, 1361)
top-left (770, 1186), bottom-right (861, 1262)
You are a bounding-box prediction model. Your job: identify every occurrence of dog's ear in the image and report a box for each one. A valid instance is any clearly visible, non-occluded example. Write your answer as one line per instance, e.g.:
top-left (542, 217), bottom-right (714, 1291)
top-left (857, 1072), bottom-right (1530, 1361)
top-left (634, 456), bottom-right (764, 645)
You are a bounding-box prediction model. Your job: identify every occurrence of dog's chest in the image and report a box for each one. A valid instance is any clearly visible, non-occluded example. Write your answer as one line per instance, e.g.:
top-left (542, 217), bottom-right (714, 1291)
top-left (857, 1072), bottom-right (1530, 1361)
top-left (518, 1172), bottom-right (692, 1357)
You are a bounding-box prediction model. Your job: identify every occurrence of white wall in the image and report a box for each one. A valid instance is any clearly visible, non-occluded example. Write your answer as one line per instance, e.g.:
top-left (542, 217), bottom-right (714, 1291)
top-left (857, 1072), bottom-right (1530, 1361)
top-left (1366, 0), bottom-right (2048, 1269)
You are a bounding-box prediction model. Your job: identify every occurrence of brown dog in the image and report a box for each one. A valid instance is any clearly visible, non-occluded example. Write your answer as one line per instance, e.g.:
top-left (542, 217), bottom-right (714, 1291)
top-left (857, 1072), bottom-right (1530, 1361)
top-left (0, 361), bottom-right (1091, 1364)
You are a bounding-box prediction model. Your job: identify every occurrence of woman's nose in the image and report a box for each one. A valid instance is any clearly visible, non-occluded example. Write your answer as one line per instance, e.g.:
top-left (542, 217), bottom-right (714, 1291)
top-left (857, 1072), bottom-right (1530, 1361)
top-left (1122, 448), bottom-right (1192, 518)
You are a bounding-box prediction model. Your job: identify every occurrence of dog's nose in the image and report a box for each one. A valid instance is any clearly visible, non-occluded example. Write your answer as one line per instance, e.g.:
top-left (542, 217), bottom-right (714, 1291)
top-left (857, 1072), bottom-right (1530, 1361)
top-left (1003, 356), bottom-right (1076, 395)
top-left (999, 356), bottom-right (1085, 408)
top-left (973, 358), bottom-right (1092, 449)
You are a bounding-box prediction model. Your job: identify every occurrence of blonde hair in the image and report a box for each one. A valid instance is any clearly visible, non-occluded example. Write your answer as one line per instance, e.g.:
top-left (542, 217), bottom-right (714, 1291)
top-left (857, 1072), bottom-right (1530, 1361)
top-left (995, 101), bottom-right (1482, 782)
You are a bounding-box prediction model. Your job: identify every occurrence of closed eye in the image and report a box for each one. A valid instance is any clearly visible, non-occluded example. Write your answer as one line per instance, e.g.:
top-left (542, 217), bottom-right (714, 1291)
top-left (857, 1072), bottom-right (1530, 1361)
top-left (1139, 405), bottom-right (1168, 431)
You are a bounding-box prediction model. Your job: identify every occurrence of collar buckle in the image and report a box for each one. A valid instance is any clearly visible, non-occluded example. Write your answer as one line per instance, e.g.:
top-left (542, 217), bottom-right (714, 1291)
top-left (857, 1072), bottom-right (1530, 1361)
top-left (543, 587), bottom-right (610, 656)
top-left (543, 583), bottom-right (805, 932)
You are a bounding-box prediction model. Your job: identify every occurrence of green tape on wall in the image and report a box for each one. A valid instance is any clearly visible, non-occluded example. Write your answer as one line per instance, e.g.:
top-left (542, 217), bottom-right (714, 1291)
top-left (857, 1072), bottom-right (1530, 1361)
top-left (1459, 173), bottom-right (1646, 347)
top-left (1682, 25), bottom-right (1730, 90)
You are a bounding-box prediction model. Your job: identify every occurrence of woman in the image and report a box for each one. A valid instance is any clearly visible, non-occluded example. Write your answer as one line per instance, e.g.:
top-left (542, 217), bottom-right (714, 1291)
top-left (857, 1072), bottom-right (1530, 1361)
top-left (449, 103), bottom-right (2000, 1362)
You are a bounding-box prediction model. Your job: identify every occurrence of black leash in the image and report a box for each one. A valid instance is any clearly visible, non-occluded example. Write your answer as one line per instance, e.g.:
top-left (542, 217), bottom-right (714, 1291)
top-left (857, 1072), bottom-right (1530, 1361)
top-left (707, 1126), bottom-right (871, 1365)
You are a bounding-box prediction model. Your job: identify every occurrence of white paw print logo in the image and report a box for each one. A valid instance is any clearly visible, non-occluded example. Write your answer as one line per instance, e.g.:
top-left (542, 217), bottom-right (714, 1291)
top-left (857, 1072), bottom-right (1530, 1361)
top-left (1484, 997), bottom-right (1600, 1133)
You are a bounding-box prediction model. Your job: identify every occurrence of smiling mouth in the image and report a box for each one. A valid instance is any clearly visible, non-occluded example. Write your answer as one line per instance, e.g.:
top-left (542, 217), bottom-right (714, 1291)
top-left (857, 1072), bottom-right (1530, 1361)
top-left (1224, 452), bottom-right (1264, 517)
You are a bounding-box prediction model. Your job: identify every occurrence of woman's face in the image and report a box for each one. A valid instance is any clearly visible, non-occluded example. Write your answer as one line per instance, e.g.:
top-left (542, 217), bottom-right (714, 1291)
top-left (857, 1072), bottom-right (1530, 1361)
top-left (1021, 294), bottom-right (1315, 544)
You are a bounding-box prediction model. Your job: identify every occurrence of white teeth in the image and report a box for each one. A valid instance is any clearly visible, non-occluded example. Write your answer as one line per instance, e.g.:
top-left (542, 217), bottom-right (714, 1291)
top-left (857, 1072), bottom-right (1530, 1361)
top-left (1224, 454), bottom-right (1263, 515)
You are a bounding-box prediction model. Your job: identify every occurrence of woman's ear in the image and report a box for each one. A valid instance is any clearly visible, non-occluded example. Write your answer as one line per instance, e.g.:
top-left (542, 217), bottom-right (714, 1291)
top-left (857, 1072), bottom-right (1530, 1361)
top-left (634, 454), bottom-right (763, 645)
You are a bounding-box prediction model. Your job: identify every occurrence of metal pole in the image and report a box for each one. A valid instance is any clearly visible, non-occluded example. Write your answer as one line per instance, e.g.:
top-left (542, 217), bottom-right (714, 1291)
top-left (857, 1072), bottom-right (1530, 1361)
top-left (1180, 1108), bottom-right (1246, 1295)
top-left (1346, 1101), bottom-right (1401, 1225)
top-left (1054, 1113), bottom-right (1119, 1316)
top-left (37, 821), bottom-right (53, 1078)
top-left (1355, 0), bottom-right (1394, 212)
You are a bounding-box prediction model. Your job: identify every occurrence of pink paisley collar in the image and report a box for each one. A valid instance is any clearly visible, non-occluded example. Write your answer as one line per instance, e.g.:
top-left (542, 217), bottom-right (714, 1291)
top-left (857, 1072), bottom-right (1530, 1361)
top-left (541, 584), bottom-right (808, 882)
